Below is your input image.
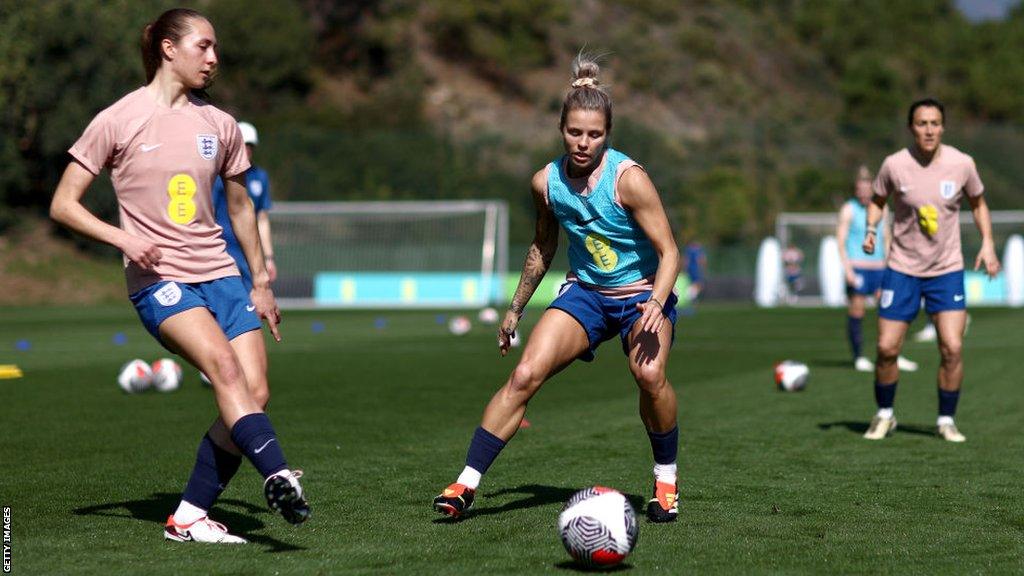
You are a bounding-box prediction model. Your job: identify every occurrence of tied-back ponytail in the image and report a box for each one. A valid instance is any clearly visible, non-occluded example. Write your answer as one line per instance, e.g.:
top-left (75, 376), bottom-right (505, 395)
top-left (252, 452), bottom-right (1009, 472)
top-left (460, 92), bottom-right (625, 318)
top-left (559, 52), bottom-right (613, 132)
top-left (139, 8), bottom-right (204, 83)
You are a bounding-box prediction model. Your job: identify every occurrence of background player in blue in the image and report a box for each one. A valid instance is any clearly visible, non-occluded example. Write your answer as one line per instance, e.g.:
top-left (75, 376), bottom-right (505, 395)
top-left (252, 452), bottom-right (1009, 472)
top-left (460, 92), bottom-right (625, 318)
top-left (683, 239), bottom-right (706, 305)
top-left (836, 165), bottom-right (917, 373)
top-left (212, 121), bottom-right (276, 288)
top-left (433, 54), bottom-right (682, 523)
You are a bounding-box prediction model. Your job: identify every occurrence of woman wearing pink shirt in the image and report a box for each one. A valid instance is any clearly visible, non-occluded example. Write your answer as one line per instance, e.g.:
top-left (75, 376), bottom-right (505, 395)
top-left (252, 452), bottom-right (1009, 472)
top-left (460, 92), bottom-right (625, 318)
top-left (50, 8), bottom-right (308, 543)
top-left (862, 98), bottom-right (1000, 443)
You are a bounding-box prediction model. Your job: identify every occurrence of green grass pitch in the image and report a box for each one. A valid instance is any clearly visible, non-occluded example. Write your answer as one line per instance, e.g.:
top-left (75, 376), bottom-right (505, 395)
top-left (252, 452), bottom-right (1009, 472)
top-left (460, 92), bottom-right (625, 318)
top-left (2, 304), bottom-right (1022, 574)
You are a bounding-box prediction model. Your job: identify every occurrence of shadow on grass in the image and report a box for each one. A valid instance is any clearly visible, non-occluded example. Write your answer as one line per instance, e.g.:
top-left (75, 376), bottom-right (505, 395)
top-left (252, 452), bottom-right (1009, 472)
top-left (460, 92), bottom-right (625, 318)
top-left (72, 492), bottom-right (304, 552)
top-left (806, 358), bottom-right (858, 369)
top-left (433, 484), bottom-right (644, 524)
top-left (818, 421), bottom-right (936, 437)
top-left (554, 560), bottom-right (634, 572)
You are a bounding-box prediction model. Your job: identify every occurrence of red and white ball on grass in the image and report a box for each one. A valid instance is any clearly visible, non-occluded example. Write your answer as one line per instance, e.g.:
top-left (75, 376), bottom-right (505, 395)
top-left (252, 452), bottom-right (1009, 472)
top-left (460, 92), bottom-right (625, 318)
top-left (117, 359), bottom-right (153, 393)
top-left (774, 360), bottom-right (809, 392)
top-left (151, 358), bottom-right (183, 392)
top-left (558, 486), bottom-right (638, 568)
top-left (448, 315), bottom-right (472, 336)
top-left (478, 307), bottom-right (500, 324)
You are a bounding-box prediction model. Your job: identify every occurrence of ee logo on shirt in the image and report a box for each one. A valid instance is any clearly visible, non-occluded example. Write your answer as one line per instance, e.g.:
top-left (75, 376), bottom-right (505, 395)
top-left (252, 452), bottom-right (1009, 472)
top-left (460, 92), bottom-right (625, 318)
top-left (917, 204), bottom-right (939, 237)
top-left (585, 232), bottom-right (619, 272)
top-left (167, 173), bottom-right (197, 225)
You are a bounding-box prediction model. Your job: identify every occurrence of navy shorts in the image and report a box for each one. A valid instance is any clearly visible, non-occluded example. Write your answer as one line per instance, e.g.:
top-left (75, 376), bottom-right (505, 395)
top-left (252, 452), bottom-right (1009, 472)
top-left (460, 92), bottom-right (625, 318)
top-left (130, 276), bottom-right (262, 347)
top-left (878, 268), bottom-right (966, 322)
top-left (548, 282), bottom-right (678, 362)
top-left (847, 268), bottom-right (885, 296)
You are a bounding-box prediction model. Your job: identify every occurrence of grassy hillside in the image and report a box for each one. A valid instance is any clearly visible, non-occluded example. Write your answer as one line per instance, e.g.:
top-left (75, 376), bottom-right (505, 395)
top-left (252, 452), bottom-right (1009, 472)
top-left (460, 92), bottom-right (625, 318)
top-left (5, 1), bottom-right (1024, 303)
top-left (257, 1), bottom-right (1023, 245)
top-left (0, 214), bottom-right (124, 306)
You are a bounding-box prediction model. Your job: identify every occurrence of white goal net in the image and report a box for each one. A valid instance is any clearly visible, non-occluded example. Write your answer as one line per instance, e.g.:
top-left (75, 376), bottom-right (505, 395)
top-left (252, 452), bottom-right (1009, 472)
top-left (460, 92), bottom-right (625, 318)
top-left (268, 201), bottom-right (508, 309)
top-left (757, 210), bottom-right (1024, 307)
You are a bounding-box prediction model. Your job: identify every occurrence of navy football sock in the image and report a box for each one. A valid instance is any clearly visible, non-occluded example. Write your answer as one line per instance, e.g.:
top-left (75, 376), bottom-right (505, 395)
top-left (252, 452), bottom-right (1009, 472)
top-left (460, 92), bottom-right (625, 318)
top-left (465, 426), bottom-right (507, 475)
top-left (647, 425), bottom-right (679, 465)
top-left (847, 316), bottom-right (863, 359)
top-left (181, 433), bottom-right (242, 511)
top-left (938, 388), bottom-right (961, 417)
top-left (230, 413), bottom-right (288, 479)
top-left (874, 380), bottom-right (897, 409)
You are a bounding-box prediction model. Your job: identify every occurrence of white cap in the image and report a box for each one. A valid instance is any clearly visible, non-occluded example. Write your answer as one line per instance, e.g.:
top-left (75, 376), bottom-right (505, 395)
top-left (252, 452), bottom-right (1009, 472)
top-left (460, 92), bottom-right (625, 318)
top-left (238, 121), bottom-right (258, 145)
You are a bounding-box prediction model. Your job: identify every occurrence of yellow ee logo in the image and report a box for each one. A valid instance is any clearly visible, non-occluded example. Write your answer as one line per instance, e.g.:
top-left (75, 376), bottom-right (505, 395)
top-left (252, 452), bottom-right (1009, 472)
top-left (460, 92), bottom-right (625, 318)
top-left (167, 173), bottom-right (197, 225)
top-left (585, 232), bottom-right (618, 272)
top-left (917, 204), bottom-right (939, 237)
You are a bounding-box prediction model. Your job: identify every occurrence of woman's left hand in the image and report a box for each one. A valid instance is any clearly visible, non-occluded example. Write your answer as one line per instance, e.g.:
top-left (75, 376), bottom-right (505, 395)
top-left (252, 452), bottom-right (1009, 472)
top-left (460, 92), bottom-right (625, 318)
top-left (250, 284), bottom-right (282, 342)
top-left (636, 298), bottom-right (665, 334)
top-left (975, 241), bottom-right (1001, 278)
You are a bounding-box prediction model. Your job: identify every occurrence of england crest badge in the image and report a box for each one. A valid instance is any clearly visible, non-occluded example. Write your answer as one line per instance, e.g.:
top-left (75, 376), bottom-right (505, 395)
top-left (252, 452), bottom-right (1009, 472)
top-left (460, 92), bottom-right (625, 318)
top-left (880, 289), bottom-right (894, 309)
top-left (197, 134), bottom-right (218, 160)
top-left (940, 180), bottom-right (957, 200)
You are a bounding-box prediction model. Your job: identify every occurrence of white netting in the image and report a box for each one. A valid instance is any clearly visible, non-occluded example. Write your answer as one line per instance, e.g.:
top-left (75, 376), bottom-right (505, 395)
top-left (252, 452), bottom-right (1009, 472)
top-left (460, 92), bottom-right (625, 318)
top-left (268, 201), bottom-right (508, 308)
top-left (768, 210), bottom-right (1024, 306)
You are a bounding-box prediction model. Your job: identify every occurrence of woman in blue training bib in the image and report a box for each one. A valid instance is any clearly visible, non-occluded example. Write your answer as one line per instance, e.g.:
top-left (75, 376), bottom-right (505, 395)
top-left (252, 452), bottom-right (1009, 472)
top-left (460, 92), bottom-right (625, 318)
top-left (433, 54), bottom-right (682, 523)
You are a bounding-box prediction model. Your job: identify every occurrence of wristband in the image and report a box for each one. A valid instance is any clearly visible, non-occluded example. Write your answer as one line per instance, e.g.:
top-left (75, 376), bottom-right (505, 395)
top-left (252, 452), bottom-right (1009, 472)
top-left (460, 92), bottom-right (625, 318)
top-left (648, 297), bottom-right (663, 311)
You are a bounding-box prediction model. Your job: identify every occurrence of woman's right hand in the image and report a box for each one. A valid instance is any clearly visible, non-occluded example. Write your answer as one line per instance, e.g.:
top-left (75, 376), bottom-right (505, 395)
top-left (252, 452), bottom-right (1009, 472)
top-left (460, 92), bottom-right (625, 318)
top-left (121, 235), bottom-right (163, 270)
top-left (498, 310), bottom-right (521, 357)
top-left (862, 231), bottom-right (876, 255)
top-left (845, 265), bottom-right (857, 286)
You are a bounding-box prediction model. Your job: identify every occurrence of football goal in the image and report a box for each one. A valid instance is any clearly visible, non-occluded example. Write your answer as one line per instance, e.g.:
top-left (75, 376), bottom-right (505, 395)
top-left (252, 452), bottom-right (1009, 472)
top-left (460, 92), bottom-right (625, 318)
top-left (267, 200), bottom-right (509, 309)
top-left (755, 210), bottom-right (1024, 307)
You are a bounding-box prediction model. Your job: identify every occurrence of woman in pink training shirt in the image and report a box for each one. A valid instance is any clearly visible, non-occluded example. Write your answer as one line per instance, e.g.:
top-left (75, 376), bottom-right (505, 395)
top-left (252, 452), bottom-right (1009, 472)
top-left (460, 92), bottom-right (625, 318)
top-left (50, 8), bottom-right (308, 543)
top-left (861, 98), bottom-right (1000, 443)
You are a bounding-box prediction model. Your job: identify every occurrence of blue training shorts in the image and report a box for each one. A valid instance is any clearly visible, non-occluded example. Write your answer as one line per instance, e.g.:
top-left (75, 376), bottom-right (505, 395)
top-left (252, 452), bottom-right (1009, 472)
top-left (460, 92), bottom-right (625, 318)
top-left (130, 276), bottom-right (262, 348)
top-left (878, 268), bottom-right (966, 322)
top-left (548, 282), bottom-right (678, 362)
top-left (847, 267), bottom-right (885, 296)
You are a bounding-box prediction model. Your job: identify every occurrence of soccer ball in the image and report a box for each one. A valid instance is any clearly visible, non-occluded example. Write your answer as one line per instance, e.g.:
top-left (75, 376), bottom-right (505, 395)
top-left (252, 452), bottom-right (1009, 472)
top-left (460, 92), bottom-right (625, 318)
top-left (151, 358), bottom-right (183, 392)
top-left (448, 315), bottom-right (472, 335)
top-left (117, 359), bottom-right (153, 393)
top-left (558, 486), bottom-right (638, 568)
top-left (478, 307), bottom-right (500, 324)
top-left (774, 360), bottom-right (809, 391)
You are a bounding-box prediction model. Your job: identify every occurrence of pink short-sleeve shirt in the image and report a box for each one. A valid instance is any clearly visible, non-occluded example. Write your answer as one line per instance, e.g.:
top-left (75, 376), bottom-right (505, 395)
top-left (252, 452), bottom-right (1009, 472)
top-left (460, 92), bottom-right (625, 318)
top-left (873, 145), bottom-right (984, 277)
top-left (69, 87), bottom-right (251, 293)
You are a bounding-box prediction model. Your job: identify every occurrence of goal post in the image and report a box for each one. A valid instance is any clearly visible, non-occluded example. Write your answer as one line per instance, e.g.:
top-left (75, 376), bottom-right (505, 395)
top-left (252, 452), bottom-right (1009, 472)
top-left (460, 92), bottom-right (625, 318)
top-left (757, 210), bottom-right (1024, 307)
top-left (268, 200), bottom-right (509, 309)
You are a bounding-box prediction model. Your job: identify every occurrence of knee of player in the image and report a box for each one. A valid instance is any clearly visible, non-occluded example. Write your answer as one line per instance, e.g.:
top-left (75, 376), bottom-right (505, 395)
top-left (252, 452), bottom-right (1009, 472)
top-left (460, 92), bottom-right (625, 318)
top-left (507, 361), bottom-right (543, 395)
top-left (876, 340), bottom-right (901, 360)
top-left (632, 363), bottom-right (666, 393)
top-left (938, 340), bottom-right (962, 362)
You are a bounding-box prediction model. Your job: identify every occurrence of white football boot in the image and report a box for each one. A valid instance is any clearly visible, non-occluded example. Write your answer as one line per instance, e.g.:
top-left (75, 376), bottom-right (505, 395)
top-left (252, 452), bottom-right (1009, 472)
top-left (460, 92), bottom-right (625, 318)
top-left (264, 469), bottom-right (311, 525)
top-left (937, 423), bottom-right (966, 443)
top-left (164, 516), bottom-right (247, 543)
top-left (913, 323), bottom-right (937, 342)
top-left (854, 357), bottom-right (874, 372)
top-left (863, 415), bottom-right (897, 440)
top-left (896, 356), bottom-right (918, 372)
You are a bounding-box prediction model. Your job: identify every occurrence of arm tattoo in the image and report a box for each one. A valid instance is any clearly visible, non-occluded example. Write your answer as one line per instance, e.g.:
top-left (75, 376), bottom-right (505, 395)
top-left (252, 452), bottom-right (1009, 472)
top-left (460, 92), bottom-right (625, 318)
top-left (509, 209), bottom-right (557, 315)
top-left (510, 245), bottom-right (550, 315)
